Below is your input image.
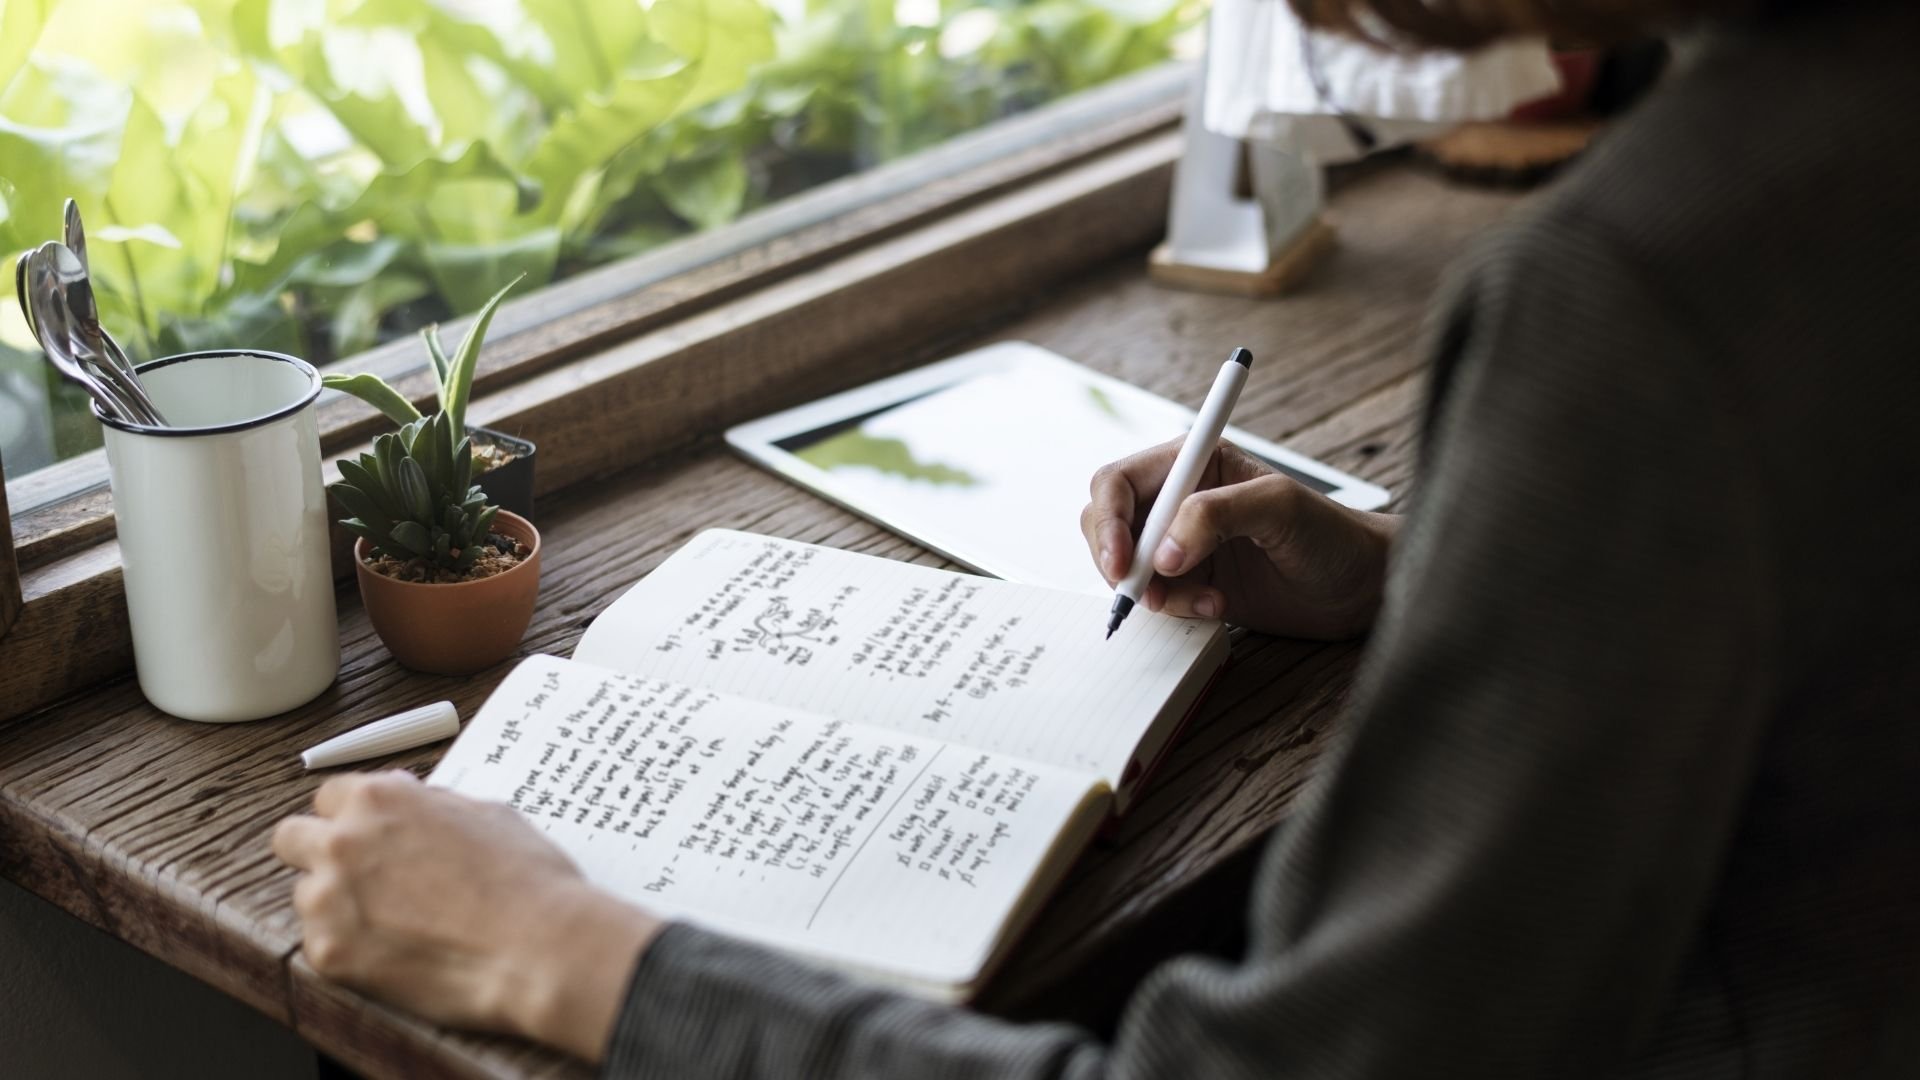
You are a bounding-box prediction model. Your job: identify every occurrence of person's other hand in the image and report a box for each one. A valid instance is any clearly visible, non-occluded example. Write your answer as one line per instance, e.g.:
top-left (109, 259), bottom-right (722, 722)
top-left (272, 770), bottom-right (661, 1063)
top-left (1081, 439), bottom-right (1398, 640)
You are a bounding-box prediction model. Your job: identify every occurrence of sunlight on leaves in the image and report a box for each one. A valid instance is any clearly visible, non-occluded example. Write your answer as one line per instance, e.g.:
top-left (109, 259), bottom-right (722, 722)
top-left (0, 0), bottom-right (1197, 480)
top-left (0, 0), bottom-right (54, 94)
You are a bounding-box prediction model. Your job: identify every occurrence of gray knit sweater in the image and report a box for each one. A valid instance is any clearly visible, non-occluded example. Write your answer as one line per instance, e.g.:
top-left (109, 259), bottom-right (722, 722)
top-left (605, 3), bottom-right (1920, 1076)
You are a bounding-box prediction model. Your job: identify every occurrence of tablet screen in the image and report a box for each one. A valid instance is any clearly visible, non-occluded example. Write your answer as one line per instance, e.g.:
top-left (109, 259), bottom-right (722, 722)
top-left (771, 361), bottom-right (1338, 594)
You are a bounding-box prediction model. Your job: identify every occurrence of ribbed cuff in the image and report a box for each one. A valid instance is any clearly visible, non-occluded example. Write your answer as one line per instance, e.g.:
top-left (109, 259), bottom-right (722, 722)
top-left (599, 922), bottom-right (1100, 1080)
top-left (602, 922), bottom-right (837, 1078)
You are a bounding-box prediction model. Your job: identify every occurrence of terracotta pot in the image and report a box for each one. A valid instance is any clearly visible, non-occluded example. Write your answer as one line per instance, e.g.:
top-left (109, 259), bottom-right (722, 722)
top-left (354, 510), bottom-right (542, 676)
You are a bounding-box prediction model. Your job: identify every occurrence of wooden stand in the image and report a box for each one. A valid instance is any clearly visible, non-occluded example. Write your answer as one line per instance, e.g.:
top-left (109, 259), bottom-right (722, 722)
top-left (1417, 118), bottom-right (1604, 185)
top-left (1148, 48), bottom-right (1336, 299)
top-left (1150, 215), bottom-right (1335, 298)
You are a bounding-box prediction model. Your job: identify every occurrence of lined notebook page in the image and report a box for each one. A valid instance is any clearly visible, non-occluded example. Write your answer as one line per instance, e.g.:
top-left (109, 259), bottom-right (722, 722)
top-left (574, 530), bottom-right (1219, 782)
top-left (429, 655), bottom-right (1100, 987)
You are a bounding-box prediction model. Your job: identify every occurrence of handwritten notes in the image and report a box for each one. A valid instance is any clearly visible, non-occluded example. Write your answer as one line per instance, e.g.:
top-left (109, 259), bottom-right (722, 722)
top-left (651, 542), bottom-right (853, 668)
top-left (887, 754), bottom-right (1042, 889)
top-left (429, 532), bottom-right (1224, 992)
top-left (430, 655), bottom-right (1097, 982)
top-left (574, 530), bottom-right (1218, 778)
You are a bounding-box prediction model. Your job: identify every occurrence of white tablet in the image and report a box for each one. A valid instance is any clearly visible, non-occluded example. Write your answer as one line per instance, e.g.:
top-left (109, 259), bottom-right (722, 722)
top-left (727, 342), bottom-right (1391, 596)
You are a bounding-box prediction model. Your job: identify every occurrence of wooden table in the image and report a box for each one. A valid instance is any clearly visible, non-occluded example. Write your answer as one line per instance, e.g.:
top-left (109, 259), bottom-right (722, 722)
top-left (0, 163), bottom-right (1520, 1078)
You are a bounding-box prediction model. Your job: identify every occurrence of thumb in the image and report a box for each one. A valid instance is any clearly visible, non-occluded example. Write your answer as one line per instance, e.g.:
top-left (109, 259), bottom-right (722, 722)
top-left (1151, 476), bottom-right (1296, 578)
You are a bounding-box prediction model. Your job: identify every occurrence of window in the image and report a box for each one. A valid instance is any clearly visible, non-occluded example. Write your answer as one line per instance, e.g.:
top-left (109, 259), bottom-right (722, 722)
top-left (1, 0), bottom-right (1197, 499)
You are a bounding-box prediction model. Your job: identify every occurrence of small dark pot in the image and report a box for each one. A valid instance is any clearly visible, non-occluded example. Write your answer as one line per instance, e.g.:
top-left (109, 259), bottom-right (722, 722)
top-left (470, 426), bottom-right (536, 521)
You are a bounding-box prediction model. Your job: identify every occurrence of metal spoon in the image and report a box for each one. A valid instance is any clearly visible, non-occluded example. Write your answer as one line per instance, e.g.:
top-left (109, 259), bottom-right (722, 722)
top-left (28, 252), bottom-right (133, 421)
top-left (45, 242), bottom-right (140, 384)
top-left (25, 249), bottom-right (148, 425)
top-left (61, 203), bottom-right (114, 366)
top-left (40, 242), bottom-right (167, 425)
top-left (14, 251), bottom-right (37, 344)
top-left (70, 329), bottom-right (163, 426)
top-left (59, 203), bottom-right (144, 386)
top-left (63, 199), bottom-right (87, 274)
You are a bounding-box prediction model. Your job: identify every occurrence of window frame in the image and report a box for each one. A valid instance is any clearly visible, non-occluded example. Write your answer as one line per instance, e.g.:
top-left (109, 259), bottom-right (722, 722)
top-left (5, 64), bottom-right (1186, 568)
top-left (0, 64), bottom-right (1190, 718)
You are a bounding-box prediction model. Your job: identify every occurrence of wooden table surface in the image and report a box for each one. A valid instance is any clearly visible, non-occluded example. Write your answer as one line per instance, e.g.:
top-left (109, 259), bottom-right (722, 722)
top-left (0, 163), bottom-right (1521, 1079)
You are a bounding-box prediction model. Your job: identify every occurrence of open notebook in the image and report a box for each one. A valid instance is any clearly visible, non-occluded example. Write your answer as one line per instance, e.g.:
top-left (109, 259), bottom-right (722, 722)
top-left (429, 530), bottom-right (1229, 1001)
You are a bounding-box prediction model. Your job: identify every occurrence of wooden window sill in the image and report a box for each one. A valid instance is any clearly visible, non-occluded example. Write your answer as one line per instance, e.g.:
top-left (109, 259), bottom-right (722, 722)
top-left (1, 73), bottom-right (1188, 721)
top-left (4, 68), bottom-right (1187, 572)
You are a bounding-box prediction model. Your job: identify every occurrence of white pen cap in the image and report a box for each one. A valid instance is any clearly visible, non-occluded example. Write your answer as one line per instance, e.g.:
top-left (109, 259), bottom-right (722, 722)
top-left (301, 702), bottom-right (461, 771)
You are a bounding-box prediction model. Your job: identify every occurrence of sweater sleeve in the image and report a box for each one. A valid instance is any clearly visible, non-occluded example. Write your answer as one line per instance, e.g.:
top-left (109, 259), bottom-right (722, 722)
top-left (602, 215), bottom-right (1779, 1080)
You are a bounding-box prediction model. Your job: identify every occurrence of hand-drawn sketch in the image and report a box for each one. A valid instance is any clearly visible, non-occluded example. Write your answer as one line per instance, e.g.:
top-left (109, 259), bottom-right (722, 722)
top-left (741, 597), bottom-right (839, 660)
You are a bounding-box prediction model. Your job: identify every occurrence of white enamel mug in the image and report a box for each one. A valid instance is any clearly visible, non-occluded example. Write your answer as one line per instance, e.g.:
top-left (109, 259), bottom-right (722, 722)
top-left (97, 350), bottom-right (340, 722)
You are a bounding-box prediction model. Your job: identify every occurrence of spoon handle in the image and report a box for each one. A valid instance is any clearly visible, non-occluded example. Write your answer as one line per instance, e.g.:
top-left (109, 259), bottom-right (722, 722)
top-left (42, 344), bottom-right (135, 424)
top-left (13, 253), bottom-right (35, 343)
top-left (105, 336), bottom-right (155, 396)
top-left (115, 358), bottom-right (168, 426)
top-left (78, 345), bottom-right (165, 426)
top-left (85, 365), bottom-right (146, 424)
top-left (27, 261), bottom-right (139, 425)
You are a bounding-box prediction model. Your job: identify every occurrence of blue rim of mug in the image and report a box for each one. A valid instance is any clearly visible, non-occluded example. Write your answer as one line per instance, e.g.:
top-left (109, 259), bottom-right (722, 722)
top-left (92, 349), bottom-right (322, 438)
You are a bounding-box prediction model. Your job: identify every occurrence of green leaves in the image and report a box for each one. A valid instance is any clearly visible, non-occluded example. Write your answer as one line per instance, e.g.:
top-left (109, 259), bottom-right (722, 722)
top-left (321, 372), bottom-right (423, 427)
top-left (396, 455), bottom-right (433, 520)
top-left (4, 0), bottom-right (1189, 397)
top-left (0, 0), bottom-right (53, 96)
top-left (520, 0), bottom-right (653, 97)
top-left (438, 274), bottom-right (520, 435)
top-left (651, 0), bottom-right (776, 115)
top-left (0, 55), bottom-right (125, 260)
top-left (655, 152), bottom-right (747, 232)
top-left (389, 520), bottom-right (433, 557)
top-left (329, 413), bottom-right (501, 574)
top-left (206, 0), bottom-right (778, 316)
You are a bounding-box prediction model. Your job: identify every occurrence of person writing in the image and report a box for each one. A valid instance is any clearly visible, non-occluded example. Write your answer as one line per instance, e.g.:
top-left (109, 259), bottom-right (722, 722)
top-left (272, 0), bottom-right (1920, 1075)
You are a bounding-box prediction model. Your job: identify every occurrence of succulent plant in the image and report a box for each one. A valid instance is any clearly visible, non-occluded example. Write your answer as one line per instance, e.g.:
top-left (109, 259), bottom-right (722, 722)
top-left (320, 273), bottom-right (522, 435)
top-left (331, 411), bottom-right (501, 572)
top-left (323, 276), bottom-right (523, 575)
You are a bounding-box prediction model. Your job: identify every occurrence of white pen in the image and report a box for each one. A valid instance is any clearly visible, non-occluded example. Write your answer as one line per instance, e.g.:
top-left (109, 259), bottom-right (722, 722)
top-left (300, 701), bottom-right (461, 770)
top-left (1107, 347), bottom-right (1252, 638)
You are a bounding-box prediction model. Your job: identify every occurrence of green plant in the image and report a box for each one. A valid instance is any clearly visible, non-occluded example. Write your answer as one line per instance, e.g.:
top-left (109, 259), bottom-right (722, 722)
top-left (0, 0), bottom-right (1192, 370)
top-left (330, 409), bottom-right (499, 573)
top-left (1, 0), bottom-right (1196, 484)
top-left (320, 274), bottom-right (520, 432)
top-left (324, 275), bottom-right (519, 575)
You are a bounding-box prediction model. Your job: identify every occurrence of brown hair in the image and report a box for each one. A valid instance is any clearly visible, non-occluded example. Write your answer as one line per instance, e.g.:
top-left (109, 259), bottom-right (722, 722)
top-left (1284, 0), bottom-right (1755, 49)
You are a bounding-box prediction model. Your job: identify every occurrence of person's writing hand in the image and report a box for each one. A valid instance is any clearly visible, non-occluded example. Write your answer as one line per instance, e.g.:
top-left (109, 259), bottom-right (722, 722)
top-left (272, 770), bottom-right (660, 1063)
top-left (1081, 439), bottom-right (1397, 639)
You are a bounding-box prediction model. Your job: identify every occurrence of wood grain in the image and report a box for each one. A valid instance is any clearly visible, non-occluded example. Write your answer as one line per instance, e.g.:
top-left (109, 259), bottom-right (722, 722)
top-left (5, 485), bottom-right (112, 574)
top-left (0, 163), bottom-right (1523, 1078)
top-left (0, 541), bottom-right (130, 715)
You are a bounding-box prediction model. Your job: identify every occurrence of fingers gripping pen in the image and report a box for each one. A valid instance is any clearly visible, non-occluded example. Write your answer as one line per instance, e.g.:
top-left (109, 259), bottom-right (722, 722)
top-left (1107, 348), bottom-right (1251, 638)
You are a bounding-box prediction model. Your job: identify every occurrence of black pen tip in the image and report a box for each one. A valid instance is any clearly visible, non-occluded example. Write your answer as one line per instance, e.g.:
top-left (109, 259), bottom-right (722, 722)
top-left (1229, 347), bottom-right (1252, 370)
top-left (1105, 626), bottom-right (1115, 640)
top-left (1105, 595), bottom-right (1134, 640)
